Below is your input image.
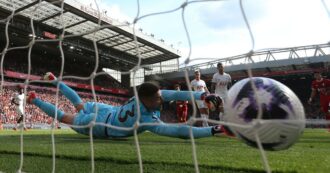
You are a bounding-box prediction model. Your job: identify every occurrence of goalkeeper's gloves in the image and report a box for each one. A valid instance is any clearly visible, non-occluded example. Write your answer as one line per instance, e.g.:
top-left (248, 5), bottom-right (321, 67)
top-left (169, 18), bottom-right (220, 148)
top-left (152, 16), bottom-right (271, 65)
top-left (211, 125), bottom-right (235, 137)
top-left (204, 94), bottom-right (223, 111)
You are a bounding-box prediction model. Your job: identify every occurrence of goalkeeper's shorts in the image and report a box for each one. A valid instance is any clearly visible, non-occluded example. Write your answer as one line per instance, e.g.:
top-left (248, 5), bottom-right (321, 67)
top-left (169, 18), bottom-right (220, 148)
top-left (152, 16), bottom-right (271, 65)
top-left (72, 102), bottom-right (112, 138)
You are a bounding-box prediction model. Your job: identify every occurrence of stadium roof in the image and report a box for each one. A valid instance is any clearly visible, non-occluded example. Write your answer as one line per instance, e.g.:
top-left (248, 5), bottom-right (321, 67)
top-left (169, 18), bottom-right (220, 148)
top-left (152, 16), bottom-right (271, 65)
top-left (0, 0), bottom-right (180, 71)
top-left (146, 43), bottom-right (330, 84)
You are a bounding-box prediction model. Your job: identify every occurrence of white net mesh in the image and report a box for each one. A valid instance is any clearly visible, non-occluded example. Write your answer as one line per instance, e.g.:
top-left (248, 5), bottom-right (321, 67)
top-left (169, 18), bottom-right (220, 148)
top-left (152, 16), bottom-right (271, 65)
top-left (1, 0), bottom-right (330, 173)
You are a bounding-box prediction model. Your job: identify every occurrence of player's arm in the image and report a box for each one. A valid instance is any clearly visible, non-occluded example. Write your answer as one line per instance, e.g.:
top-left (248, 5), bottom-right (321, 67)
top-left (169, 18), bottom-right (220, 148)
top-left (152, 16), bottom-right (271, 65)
top-left (190, 81), bottom-right (196, 91)
top-left (204, 85), bottom-right (210, 94)
top-left (228, 82), bottom-right (232, 89)
top-left (211, 74), bottom-right (216, 93)
top-left (325, 79), bottom-right (330, 93)
top-left (160, 90), bottom-right (206, 102)
top-left (145, 117), bottom-right (213, 139)
top-left (149, 123), bottom-right (213, 139)
top-left (228, 75), bottom-right (232, 89)
top-left (11, 97), bottom-right (18, 105)
top-left (308, 88), bottom-right (317, 104)
top-left (202, 80), bottom-right (210, 94)
top-left (211, 82), bottom-right (216, 93)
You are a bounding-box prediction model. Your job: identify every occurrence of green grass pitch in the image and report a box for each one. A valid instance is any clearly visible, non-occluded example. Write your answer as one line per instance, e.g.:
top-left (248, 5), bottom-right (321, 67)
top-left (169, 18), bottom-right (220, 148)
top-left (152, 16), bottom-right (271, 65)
top-left (0, 128), bottom-right (329, 173)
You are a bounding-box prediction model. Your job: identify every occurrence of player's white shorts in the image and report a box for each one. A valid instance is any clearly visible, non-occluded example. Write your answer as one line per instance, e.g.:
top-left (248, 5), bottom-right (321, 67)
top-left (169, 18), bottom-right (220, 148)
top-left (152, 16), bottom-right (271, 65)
top-left (195, 100), bottom-right (206, 109)
top-left (16, 107), bottom-right (24, 117)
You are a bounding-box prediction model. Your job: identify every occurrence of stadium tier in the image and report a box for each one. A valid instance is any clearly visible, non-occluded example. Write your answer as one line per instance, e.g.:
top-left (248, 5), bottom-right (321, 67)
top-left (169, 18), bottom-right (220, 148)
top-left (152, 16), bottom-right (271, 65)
top-left (0, 0), bottom-right (181, 88)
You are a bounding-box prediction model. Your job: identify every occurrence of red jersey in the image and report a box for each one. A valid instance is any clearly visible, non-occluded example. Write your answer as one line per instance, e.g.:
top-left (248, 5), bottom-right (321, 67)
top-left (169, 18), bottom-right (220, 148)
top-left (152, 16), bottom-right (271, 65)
top-left (176, 101), bottom-right (188, 123)
top-left (311, 78), bottom-right (330, 96)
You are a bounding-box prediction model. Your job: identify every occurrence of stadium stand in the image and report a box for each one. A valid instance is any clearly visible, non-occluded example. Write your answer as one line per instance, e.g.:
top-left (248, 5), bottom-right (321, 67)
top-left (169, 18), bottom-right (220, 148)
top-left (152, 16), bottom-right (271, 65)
top-left (0, 0), bottom-right (182, 128)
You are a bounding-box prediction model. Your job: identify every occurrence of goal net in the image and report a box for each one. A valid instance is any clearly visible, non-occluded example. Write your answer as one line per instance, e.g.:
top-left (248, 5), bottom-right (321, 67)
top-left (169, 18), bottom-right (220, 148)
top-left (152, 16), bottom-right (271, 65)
top-left (0, 0), bottom-right (329, 173)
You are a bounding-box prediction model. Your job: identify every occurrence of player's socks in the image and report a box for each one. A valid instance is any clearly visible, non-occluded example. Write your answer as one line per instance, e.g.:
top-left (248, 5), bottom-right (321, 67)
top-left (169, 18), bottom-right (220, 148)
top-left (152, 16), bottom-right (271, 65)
top-left (219, 112), bottom-right (224, 121)
top-left (201, 114), bottom-right (209, 127)
top-left (32, 98), bottom-right (65, 121)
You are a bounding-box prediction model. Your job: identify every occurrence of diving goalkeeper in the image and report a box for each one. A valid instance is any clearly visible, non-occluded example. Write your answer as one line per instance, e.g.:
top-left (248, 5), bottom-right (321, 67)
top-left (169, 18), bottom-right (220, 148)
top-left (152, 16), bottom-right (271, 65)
top-left (27, 72), bottom-right (231, 139)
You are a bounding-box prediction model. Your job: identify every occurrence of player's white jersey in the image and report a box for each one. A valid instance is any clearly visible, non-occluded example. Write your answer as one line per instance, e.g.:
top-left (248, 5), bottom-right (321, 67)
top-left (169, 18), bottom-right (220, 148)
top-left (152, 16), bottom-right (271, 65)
top-left (212, 72), bottom-right (231, 101)
top-left (191, 79), bottom-right (207, 92)
top-left (13, 93), bottom-right (25, 116)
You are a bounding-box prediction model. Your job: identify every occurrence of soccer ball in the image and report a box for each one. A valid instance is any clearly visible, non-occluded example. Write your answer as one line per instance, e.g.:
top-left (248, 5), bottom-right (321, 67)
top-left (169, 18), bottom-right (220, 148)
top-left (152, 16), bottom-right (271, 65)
top-left (224, 77), bottom-right (305, 151)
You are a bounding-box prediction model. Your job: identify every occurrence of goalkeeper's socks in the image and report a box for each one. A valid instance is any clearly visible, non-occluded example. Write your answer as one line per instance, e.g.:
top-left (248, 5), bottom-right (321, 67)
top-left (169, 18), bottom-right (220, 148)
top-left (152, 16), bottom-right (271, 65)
top-left (32, 98), bottom-right (65, 121)
top-left (53, 81), bottom-right (82, 106)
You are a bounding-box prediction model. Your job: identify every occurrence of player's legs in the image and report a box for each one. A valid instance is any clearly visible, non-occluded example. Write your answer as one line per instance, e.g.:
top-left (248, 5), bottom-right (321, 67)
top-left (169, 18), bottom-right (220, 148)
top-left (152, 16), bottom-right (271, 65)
top-left (14, 108), bottom-right (24, 130)
top-left (200, 108), bottom-right (209, 127)
top-left (176, 104), bottom-right (183, 122)
top-left (218, 105), bottom-right (225, 121)
top-left (319, 96), bottom-right (330, 131)
top-left (182, 104), bottom-right (188, 122)
top-left (43, 72), bottom-right (84, 111)
top-left (27, 91), bottom-right (75, 124)
top-left (16, 115), bottom-right (27, 131)
top-left (217, 95), bottom-right (226, 121)
top-left (16, 115), bottom-right (23, 124)
top-left (28, 92), bottom-right (108, 137)
top-left (196, 100), bottom-right (209, 127)
top-left (16, 107), bottom-right (24, 123)
top-left (325, 113), bottom-right (330, 132)
top-left (326, 96), bottom-right (330, 131)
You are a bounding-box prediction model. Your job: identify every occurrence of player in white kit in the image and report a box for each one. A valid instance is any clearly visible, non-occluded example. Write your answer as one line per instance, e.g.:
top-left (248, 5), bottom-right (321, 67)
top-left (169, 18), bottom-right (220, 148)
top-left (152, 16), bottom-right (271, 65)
top-left (211, 62), bottom-right (231, 121)
top-left (191, 70), bottom-right (210, 127)
top-left (11, 85), bottom-right (26, 130)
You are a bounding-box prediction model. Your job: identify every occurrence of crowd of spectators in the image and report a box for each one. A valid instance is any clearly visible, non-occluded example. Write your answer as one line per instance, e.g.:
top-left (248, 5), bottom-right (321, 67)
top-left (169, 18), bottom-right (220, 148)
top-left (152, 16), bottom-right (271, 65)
top-left (0, 74), bottom-right (326, 129)
top-left (0, 86), bottom-right (125, 126)
top-left (0, 86), bottom-right (326, 130)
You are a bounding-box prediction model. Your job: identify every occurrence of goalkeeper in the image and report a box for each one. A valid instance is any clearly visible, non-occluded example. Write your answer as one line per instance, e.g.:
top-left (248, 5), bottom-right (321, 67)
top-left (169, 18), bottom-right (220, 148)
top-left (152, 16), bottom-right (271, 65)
top-left (27, 72), bottom-right (231, 139)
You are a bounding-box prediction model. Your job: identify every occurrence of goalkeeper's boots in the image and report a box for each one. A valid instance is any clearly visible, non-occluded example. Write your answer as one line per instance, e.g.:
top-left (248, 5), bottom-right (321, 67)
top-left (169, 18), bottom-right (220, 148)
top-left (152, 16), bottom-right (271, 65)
top-left (211, 125), bottom-right (235, 138)
top-left (43, 72), bottom-right (57, 81)
top-left (27, 91), bottom-right (37, 104)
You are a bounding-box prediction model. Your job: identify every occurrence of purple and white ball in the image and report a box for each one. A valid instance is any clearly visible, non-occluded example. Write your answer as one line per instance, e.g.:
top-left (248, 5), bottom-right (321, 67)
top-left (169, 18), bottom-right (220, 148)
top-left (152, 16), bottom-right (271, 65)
top-left (224, 77), bottom-right (305, 151)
